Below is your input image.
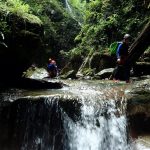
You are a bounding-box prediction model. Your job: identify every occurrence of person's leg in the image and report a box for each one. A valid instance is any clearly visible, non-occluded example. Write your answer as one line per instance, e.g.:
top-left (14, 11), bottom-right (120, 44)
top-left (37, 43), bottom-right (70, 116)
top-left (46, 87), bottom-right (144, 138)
top-left (113, 65), bottom-right (121, 80)
top-left (124, 65), bottom-right (130, 83)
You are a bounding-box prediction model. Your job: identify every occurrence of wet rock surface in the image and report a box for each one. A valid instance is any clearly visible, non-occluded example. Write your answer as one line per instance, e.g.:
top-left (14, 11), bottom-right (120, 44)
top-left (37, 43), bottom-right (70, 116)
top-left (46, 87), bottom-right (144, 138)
top-left (0, 95), bottom-right (81, 150)
top-left (126, 78), bottom-right (150, 149)
top-left (18, 67), bottom-right (63, 89)
top-left (95, 68), bottom-right (114, 79)
top-left (126, 78), bottom-right (150, 116)
top-left (0, 79), bottom-right (150, 149)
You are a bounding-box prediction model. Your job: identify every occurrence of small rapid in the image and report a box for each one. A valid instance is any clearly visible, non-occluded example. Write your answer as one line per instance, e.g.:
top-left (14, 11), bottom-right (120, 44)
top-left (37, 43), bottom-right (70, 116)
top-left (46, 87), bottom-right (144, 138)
top-left (0, 80), bottom-right (149, 150)
top-left (61, 81), bottom-right (130, 150)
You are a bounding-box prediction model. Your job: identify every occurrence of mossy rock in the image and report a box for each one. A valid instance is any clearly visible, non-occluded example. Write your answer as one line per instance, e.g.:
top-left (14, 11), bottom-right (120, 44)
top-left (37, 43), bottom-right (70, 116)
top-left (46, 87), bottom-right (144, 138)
top-left (23, 66), bottom-right (48, 79)
top-left (127, 79), bottom-right (150, 116)
top-left (90, 52), bottom-right (116, 73)
top-left (60, 70), bottom-right (77, 79)
top-left (82, 68), bottom-right (95, 76)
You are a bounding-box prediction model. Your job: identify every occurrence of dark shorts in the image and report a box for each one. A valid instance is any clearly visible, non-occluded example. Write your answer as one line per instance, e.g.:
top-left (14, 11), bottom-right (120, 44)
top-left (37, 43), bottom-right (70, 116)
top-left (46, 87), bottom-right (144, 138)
top-left (113, 65), bottom-right (130, 81)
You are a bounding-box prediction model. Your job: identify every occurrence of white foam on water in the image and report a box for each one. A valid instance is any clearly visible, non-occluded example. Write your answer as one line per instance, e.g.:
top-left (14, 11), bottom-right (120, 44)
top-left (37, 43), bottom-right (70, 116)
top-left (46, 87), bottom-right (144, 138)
top-left (63, 97), bottom-right (130, 150)
top-left (131, 139), bottom-right (150, 150)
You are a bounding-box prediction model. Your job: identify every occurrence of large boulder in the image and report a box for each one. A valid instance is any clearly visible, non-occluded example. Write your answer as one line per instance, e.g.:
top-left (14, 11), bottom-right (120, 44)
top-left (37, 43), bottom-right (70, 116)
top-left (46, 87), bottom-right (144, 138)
top-left (90, 52), bottom-right (116, 73)
top-left (23, 66), bottom-right (49, 80)
top-left (132, 62), bottom-right (150, 76)
top-left (126, 79), bottom-right (150, 138)
top-left (60, 53), bottom-right (83, 79)
top-left (60, 70), bottom-right (77, 79)
top-left (76, 52), bottom-right (116, 77)
top-left (21, 66), bottom-right (63, 89)
top-left (126, 79), bottom-right (150, 116)
top-left (95, 68), bottom-right (114, 79)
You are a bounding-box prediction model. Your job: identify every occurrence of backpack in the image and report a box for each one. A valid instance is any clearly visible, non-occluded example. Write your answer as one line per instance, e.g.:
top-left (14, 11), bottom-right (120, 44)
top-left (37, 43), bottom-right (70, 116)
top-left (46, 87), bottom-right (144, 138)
top-left (109, 41), bottom-right (122, 55)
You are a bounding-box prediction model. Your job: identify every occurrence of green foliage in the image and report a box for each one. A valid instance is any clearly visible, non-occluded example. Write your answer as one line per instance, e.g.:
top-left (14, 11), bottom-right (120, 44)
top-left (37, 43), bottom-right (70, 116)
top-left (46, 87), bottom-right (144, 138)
top-left (60, 47), bottom-right (82, 60)
top-left (82, 67), bottom-right (95, 76)
top-left (0, 0), bottom-right (42, 25)
top-left (0, 11), bottom-right (10, 33)
top-left (6, 0), bottom-right (30, 14)
top-left (1, 0), bottom-right (149, 67)
top-left (73, 0), bottom-right (150, 57)
top-left (0, 0), bottom-right (81, 59)
top-left (21, 0), bottom-right (81, 58)
top-left (0, 1), bottom-right (10, 33)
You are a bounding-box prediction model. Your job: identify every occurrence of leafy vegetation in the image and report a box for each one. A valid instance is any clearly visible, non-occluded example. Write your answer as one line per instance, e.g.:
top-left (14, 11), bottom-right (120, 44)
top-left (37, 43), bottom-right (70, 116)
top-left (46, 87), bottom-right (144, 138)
top-left (73, 0), bottom-right (150, 57)
top-left (0, 0), bottom-right (82, 64)
top-left (0, 0), bottom-right (149, 67)
top-left (0, 0), bottom-right (42, 26)
top-left (21, 0), bottom-right (81, 59)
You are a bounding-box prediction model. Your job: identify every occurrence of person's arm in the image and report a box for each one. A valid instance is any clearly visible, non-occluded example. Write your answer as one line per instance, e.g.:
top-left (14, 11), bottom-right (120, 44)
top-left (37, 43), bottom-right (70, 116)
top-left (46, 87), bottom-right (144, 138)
top-left (116, 43), bottom-right (123, 59)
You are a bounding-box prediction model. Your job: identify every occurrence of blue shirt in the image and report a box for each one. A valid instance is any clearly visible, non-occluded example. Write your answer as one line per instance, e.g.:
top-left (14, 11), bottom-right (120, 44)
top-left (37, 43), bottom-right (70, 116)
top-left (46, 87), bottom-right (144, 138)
top-left (116, 43), bottom-right (129, 59)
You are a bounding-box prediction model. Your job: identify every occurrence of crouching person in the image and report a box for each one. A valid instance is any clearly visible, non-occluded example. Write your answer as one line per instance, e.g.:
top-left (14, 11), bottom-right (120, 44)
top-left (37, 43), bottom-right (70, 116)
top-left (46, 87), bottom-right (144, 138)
top-left (47, 58), bottom-right (58, 78)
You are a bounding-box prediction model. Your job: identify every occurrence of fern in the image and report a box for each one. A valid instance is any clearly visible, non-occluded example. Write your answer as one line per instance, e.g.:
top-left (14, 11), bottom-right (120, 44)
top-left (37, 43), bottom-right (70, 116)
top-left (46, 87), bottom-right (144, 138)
top-left (6, 0), bottom-right (30, 14)
top-left (0, 0), bottom-right (42, 25)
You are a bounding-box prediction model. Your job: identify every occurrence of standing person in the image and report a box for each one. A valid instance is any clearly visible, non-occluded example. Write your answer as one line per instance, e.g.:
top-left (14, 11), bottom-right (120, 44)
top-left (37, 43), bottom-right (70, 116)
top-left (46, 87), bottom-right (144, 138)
top-left (113, 34), bottom-right (131, 83)
top-left (47, 58), bottom-right (58, 78)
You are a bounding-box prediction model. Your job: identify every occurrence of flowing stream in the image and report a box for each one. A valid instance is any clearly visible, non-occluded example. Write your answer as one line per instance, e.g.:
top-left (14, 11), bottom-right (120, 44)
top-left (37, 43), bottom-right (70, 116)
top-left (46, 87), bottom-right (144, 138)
top-left (0, 80), bottom-right (149, 150)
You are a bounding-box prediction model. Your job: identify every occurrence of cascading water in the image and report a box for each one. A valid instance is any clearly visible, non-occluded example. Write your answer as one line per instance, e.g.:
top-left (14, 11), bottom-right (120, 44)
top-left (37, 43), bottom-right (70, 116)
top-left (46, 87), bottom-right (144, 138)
top-left (64, 0), bottom-right (82, 26)
top-left (0, 81), bottom-right (149, 150)
top-left (65, 0), bottom-right (72, 14)
top-left (62, 84), bottom-right (130, 150)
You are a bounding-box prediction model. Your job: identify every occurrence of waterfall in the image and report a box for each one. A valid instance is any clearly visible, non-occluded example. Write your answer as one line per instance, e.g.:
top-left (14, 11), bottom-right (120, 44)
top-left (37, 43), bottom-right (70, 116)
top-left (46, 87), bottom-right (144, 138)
top-left (65, 0), bottom-right (72, 14)
top-left (64, 0), bottom-right (82, 26)
top-left (0, 81), bottom-right (149, 150)
top-left (62, 87), bottom-right (130, 150)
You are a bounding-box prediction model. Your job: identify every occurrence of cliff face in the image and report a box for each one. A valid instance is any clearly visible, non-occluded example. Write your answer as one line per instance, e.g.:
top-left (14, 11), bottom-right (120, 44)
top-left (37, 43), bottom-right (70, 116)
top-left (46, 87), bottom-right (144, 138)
top-left (0, 4), bottom-right (44, 85)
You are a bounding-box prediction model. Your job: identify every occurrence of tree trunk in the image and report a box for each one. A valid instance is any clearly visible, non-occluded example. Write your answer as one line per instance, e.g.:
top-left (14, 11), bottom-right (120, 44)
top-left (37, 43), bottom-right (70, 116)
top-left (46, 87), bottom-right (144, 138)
top-left (126, 21), bottom-right (150, 65)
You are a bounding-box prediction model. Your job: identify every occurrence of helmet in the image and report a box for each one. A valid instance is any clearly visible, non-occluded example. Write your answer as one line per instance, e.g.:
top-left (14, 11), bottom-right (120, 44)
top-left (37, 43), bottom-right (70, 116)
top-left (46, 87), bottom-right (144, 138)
top-left (124, 34), bottom-right (130, 39)
top-left (51, 60), bottom-right (56, 64)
